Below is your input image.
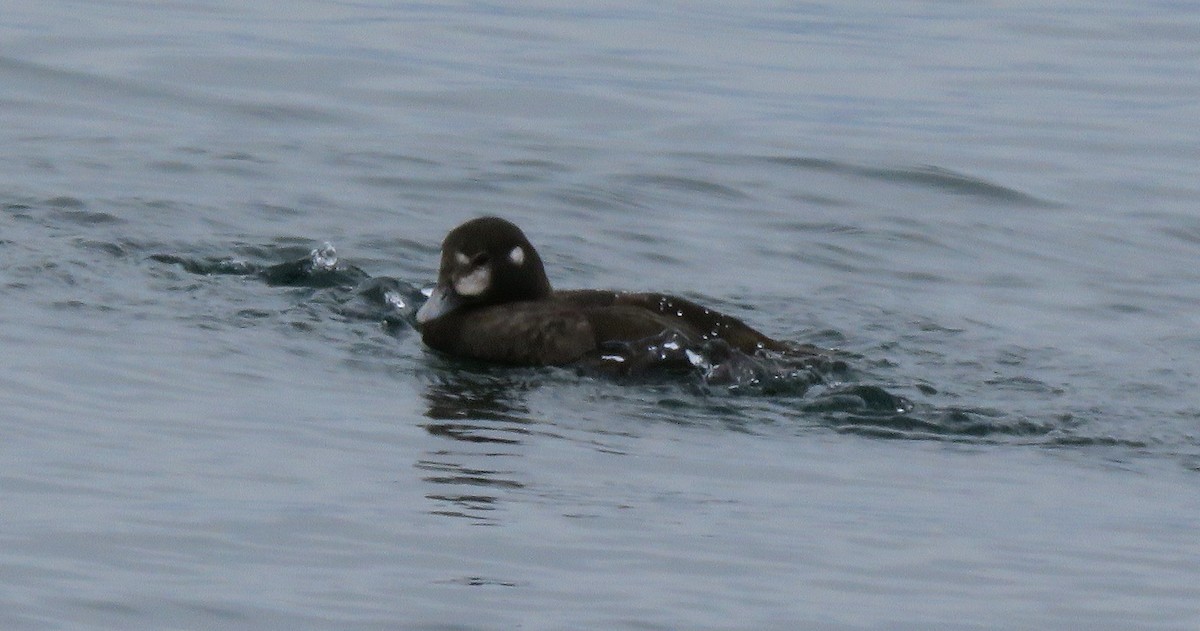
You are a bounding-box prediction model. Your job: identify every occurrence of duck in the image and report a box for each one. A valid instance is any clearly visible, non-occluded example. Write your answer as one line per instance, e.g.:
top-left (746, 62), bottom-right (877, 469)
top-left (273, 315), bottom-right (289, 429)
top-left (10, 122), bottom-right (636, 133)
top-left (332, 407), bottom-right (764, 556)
top-left (415, 217), bottom-right (799, 366)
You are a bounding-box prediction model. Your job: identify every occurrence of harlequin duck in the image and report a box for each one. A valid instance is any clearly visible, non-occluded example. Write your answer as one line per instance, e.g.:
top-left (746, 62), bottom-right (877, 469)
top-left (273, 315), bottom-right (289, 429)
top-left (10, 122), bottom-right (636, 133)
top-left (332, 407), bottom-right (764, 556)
top-left (416, 217), bottom-right (797, 366)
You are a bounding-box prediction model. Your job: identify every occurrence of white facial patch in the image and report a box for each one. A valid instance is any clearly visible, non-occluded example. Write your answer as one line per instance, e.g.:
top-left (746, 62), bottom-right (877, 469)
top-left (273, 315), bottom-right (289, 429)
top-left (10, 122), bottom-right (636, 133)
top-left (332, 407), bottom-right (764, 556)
top-left (454, 251), bottom-right (470, 266)
top-left (454, 265), bottom-right (491, 297)
top-left (508, 246), bottom-right (525, 266)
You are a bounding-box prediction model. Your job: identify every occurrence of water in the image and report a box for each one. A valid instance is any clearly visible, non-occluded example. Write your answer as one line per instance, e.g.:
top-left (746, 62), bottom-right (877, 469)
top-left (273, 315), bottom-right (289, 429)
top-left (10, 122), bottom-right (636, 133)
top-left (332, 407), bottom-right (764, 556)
top-left (3, 1), bottom-right (1200, 629)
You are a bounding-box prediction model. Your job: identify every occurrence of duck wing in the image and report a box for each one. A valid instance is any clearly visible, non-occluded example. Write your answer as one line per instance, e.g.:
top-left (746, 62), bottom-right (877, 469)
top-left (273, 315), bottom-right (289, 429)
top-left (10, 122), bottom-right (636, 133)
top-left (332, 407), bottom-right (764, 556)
top-left (420, 301), bottom-right (597, 365)
top-left (555, 289), bottom-right (788, 354)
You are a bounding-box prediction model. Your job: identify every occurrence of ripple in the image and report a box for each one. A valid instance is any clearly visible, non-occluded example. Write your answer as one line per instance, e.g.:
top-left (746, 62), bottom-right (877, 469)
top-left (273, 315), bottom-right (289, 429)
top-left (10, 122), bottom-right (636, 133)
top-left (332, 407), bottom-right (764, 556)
top-left (145, 240), bottom-right (1174, 453)
top-left (752, 155), bottom-right (1056, 207)
top-left (829, 405), bottom-right (1058, 442)
top-left (147, 244), bottom-right (425, 347)
top-left (550, 184), bottom-right (649, 214)
top-left (864, 165), bottom-right (1053, 206)
top-left (617, 174), bottom-right (751, 200)
top-left (355, 175), bottom-right (503, 194)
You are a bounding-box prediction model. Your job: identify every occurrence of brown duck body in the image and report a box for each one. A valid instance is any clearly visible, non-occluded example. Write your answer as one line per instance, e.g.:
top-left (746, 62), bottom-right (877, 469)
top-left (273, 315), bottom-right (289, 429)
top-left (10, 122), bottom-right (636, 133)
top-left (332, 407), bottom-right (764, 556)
top-left (416, 217), bottom-right (789, 366)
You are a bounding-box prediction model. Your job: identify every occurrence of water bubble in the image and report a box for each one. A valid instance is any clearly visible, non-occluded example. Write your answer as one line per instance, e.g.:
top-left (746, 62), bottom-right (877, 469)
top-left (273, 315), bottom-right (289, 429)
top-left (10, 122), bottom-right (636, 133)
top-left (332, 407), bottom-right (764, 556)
top-left (309, 242), bottom-right (337, 270)
top-left (216, 258), bottom-right (252, 274)
top-left (383, 290), bottom-right (406, 310)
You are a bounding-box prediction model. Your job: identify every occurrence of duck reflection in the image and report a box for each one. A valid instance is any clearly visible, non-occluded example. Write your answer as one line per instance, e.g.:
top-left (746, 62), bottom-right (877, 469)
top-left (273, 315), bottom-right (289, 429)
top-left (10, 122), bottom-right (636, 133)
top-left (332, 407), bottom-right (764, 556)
top-left (422, 369), bottom-right (536, 442)
top-left (418, 369), bottom-right (537, 523)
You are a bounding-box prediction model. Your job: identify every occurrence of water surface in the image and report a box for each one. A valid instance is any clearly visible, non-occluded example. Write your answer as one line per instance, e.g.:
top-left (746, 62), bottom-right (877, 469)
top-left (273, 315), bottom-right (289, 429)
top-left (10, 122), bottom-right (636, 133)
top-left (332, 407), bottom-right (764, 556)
top-left (3, 1), bottom-right (1200, 629)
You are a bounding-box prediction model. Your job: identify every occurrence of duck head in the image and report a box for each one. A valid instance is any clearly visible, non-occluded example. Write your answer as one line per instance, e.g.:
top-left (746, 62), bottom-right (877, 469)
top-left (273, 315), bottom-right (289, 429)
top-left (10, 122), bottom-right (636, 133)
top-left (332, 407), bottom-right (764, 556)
top-left (416, 217), bottom-right (552, 325)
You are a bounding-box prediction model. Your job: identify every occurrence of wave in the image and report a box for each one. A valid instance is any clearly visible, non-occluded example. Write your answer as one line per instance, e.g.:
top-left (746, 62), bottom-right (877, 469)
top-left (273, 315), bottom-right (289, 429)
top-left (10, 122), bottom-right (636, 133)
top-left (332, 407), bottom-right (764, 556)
top-left (146, 240), bottom-right (1185, 457)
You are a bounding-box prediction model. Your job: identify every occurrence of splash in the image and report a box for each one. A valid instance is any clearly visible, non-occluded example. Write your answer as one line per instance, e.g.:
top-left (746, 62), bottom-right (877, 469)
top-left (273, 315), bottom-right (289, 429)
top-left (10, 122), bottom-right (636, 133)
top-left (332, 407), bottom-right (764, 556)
top-left (584, 329), bottom-right (854, 397)
top-left (308, 242), bottom-right (338, 271)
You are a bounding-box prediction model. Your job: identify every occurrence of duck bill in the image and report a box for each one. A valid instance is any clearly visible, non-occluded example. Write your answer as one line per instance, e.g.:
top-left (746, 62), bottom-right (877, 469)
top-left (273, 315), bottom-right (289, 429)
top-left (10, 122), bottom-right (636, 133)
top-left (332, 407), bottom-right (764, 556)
top-left (416, 283), bottom-right (460, 325)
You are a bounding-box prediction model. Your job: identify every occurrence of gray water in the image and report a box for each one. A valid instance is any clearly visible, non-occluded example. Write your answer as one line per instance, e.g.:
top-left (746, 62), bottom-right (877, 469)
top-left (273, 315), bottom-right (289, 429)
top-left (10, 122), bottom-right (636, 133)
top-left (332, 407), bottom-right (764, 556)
top-left (3, 1), bottom-right (1200, 629)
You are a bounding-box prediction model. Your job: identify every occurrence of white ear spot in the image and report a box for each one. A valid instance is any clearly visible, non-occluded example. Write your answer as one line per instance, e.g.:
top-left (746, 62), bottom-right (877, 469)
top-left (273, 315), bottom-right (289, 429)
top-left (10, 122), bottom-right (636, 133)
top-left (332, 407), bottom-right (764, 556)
top-left (454, 251), bottom-right (470, 266)
top-left (508, 246), bottom-right (525, 266)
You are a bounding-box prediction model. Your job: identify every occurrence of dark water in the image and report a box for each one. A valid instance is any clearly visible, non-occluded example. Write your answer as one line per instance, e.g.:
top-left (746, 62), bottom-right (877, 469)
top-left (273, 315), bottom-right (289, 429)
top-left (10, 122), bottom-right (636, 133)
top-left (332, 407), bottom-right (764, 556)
top-left (4, 2), bottom-right (1200, 629)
